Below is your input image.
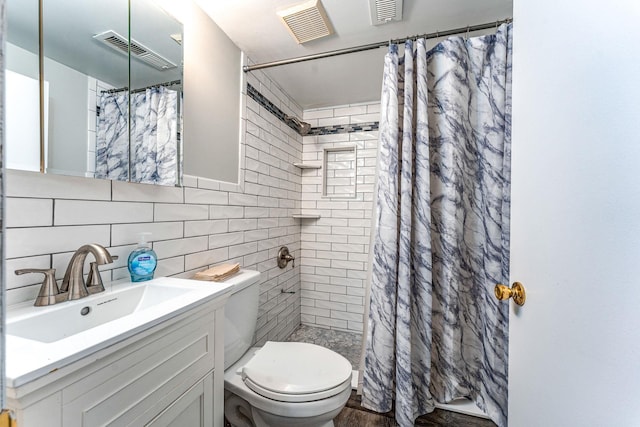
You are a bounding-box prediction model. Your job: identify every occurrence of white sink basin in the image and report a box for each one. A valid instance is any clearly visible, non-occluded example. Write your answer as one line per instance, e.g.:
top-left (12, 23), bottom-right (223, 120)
top-left (8, 282), bottom-right (190, 343)
top-left (5, 273), bottom-right (260, 388)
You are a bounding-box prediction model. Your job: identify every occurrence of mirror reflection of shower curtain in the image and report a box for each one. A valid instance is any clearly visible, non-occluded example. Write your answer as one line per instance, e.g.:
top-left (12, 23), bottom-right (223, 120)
top-left (96, 90), bottom-right (129, 181)
top-left (96, 86), bottom-right (178, 185)
top-left (131, 86), bottom-right (178, 185)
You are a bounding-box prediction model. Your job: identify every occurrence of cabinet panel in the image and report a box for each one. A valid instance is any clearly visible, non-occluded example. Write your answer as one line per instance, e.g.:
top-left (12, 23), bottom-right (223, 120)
top-left (147, 371), bottom-right (214, 427)
top-left (62, 309), bottom-right (215, 426)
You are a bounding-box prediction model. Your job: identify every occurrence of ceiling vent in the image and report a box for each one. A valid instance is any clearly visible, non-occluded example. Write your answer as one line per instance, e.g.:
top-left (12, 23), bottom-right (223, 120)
top-left (369, 0), bottom-right (403, 25)
top-left (93, 30), bottom-right (177, 70)
top-left (277, 0), bottom-right (334, 44)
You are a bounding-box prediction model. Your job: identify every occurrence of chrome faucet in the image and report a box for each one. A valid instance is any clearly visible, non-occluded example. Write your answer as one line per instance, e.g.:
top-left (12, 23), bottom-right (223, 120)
top-left (15, 244), bottom-right (115, 306)
top-left (60, 244), bottom-right (114, 300)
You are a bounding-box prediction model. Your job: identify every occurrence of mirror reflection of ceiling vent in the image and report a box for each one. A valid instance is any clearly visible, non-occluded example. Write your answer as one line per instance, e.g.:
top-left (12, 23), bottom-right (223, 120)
top-left (170, 33), bottom-right (182, 46)
top-left (93, 30), bottom-right (177, 70)
top-left (277, 0), bottom-right (334, 44)
top-left (369, 0), bottom-right (403, 25)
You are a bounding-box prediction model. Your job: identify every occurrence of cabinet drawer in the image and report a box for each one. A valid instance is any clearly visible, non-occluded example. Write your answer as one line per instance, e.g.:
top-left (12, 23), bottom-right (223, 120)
top-left (62, 308), bottom-right (215, 427)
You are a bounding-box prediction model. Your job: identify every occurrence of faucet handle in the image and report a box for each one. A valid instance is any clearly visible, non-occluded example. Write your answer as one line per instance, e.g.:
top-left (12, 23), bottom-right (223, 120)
top-left (15, 268), bottom-right (54, 276)
top-left (86, 262), bottom-right (104, 293)
top-left (15, 268), bottom-right (61, 307)
top-left (87, 255), bottom-right (118, 294)
top-left (277, 246), bottom-right (296, 269)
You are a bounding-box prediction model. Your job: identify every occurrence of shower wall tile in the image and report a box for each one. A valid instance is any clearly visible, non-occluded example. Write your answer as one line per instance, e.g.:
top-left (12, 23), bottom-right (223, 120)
top-left (184, 219), bottom-right (229, 237)
top-left (6, 225), bottom-right (111, 259)
top-left (318, 116), bottom-right (350, 127)
top-left (367, 103), bottom-right (381, 114)
top-left (154, 203), bottom-right (210, 222)
top-left (4, 68), bottom-right (303, 345)
top-left (5, 198), bottom-right (53, 228)
top-left (300, 101), bottom-right (380, 333)
top-left (112, 180), bottom-right (183, 203)
top-left (184, 187), bottom-right (229, 205)
top-left (334, 105), bottom-right (367, 116)
top-left (54, 200), bottom-right (153, 225)
top-left (6, 169), bottom-right (111, 200)
top-left (111, 222), bottom-right (184, 246)
top-left (152, 237), bottom-right (209, 259)
top-left (350, 113), bottom-right (380, 124)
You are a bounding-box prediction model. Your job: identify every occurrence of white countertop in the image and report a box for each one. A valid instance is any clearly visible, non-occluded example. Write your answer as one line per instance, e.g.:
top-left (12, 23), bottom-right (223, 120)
top-left (5, 270), bottom-right (260, 389)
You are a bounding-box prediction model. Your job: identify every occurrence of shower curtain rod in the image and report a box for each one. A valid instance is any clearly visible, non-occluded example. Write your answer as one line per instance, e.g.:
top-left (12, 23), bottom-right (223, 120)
top-left (243, 18), bottom-right (512, 72)
top-left (131, 79), bottom-right (181, 94)
top-left (100, 79), bottom-right (182, 94)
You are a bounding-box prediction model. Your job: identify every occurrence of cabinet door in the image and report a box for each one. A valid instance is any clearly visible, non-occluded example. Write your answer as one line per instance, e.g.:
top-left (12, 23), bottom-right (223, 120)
top-left (147, 371), bottom-right (214, 427)
top-left (61, 308), bottom-right (216, 426)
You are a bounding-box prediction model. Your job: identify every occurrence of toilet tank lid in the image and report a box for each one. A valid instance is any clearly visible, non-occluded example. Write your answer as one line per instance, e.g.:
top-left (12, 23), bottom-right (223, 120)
top-left (223, 269), bottom-right (261, 293)
top-left (241, 341), bottom-right (352, 395)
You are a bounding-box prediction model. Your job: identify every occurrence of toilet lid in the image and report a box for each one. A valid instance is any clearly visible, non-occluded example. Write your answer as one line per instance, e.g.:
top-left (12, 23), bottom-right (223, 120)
top-left (241, 342), bottom-right (352, 400)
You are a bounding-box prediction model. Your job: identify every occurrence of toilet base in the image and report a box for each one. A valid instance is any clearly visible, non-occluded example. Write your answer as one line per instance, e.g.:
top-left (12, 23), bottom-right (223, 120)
top-left (224, 390), bottom-right (342, 427)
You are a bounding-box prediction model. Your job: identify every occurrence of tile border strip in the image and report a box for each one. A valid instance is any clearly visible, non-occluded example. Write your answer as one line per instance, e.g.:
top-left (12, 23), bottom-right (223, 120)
top-left (247, 84), bottom-right (379, 136)
top-left (307, 121), bottom-right (379, 135)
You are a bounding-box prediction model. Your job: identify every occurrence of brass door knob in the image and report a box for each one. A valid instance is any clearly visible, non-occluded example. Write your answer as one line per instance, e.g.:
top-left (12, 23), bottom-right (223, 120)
top-left (495, 282), bottom-right (526, 306)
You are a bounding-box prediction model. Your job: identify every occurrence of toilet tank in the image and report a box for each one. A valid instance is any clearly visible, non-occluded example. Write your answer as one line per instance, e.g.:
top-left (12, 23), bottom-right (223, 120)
top-left (223, 270), bottom-right (261, 369)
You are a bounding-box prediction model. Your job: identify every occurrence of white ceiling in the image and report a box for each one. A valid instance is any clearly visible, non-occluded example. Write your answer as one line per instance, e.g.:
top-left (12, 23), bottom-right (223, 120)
top-left (197, 0), bottom-right (513, 109)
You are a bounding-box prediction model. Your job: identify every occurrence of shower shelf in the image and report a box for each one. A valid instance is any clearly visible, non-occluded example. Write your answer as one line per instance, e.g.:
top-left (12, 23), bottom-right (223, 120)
top-left (292, 214), bottom-right (321, 219)
top-left (293, 163), bottom-right (322, 169)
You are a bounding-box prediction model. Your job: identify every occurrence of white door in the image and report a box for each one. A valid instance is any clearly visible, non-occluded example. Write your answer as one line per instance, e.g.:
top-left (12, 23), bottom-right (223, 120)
top-left (508, 0), bottom-right (640, 425)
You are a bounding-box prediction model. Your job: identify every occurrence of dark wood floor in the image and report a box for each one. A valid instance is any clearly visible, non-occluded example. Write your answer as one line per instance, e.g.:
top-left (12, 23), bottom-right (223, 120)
top-left (334, 391), bottom-right (497, 427)
top-left (224, 390), bottom-right (497, 426)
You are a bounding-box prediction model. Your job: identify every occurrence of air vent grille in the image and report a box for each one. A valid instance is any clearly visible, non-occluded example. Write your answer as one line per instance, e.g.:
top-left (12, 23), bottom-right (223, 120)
top-left (104, 35), bottom-right (128, 53)
top-left (369, 0), bottom-right (403, 25)
top-left (278, 0), bottom-right (333, 44)
top-left (93, 30), bottom-right (177, 70)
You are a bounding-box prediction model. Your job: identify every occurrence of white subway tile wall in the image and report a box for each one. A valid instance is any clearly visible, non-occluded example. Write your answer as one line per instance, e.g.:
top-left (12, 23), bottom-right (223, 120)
top-left (301, 102), bottom-right (380, 333)
top-left (5, 69), bottom-right (304, 345)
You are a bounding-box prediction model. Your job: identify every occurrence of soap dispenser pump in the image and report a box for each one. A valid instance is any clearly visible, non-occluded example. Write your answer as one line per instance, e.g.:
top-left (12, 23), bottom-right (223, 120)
top-left (127, 232), bottom-right (157, 282)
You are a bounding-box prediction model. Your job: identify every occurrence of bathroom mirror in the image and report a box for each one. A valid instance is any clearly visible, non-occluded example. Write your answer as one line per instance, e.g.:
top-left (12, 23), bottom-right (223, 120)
top-left (5, 0), bottom-right (40, 172)
top-left (5, 0), bottom-right (183, 185)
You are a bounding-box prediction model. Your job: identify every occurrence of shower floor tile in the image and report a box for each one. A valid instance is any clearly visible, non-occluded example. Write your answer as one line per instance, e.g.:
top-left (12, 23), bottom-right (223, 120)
top-left (286, 324), bottom-right (362, 370)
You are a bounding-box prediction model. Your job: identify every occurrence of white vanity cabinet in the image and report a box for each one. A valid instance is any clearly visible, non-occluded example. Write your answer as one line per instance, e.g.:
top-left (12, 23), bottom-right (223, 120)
top-left (6, 295), bottom-right (227, 427)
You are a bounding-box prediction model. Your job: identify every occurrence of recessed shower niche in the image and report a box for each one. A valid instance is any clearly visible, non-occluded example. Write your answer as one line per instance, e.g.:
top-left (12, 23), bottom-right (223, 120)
top-left (322, 146), bottom-right (357, 198)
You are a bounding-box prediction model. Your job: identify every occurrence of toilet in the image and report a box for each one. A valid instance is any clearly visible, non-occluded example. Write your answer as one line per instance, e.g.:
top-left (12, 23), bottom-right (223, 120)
top-left (222, 270), bottom-right (352, 427)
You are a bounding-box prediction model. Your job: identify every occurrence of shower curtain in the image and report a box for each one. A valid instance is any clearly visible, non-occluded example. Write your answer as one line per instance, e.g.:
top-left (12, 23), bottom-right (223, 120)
top-left (96, 86), bottom-right (178, 185)
top-left (96, 89), bottom-right (129, 181)
top-left (130, 86), bottom-right (178, 185)
top-left (361, 24), bottom-right (512, 427)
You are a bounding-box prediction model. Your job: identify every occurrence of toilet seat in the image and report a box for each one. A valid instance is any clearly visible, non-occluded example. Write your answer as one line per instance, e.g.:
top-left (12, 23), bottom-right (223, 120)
top-left (240, 341), bottom-right (352, 403)
top-left (243, 377), bottom-right (352, 403)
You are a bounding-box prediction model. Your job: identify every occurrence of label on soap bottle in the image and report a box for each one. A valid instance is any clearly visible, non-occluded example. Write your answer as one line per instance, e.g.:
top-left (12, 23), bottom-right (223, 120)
top-left (128, 249), bottom-right (157, 282)
top-left (131, 254), bottom-right (156, 275)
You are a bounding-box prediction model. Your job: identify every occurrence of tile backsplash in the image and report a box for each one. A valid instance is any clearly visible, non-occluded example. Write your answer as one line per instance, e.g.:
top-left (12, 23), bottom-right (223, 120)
top-left (5, 68), bottom-right (304, 345)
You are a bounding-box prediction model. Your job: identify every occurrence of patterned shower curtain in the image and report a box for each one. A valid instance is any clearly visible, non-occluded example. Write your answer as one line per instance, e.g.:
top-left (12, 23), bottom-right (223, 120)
top-left (96, 86), bottom-right (178, 185)
top-left (96, 89), bottom-right (129, 181)
top-left (361, 24), bottom-right (512, 427)
top-left (131, 86), bottom-right (178, 185)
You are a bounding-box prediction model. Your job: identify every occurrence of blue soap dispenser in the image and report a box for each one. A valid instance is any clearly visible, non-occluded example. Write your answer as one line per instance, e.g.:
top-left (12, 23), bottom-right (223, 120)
top-left (128, 232), bottom-right (157, 282)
